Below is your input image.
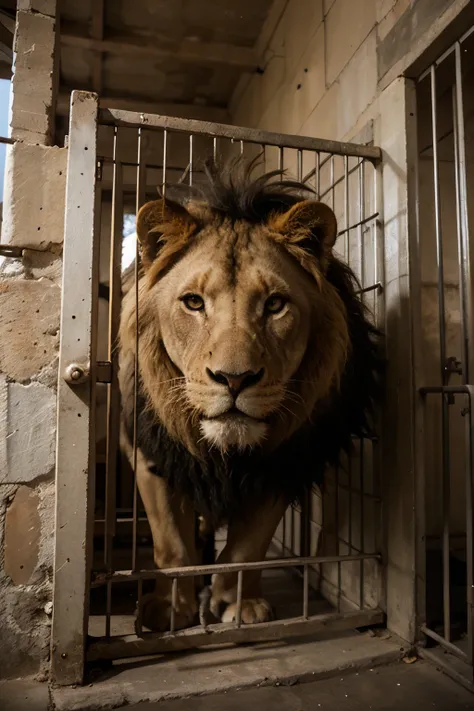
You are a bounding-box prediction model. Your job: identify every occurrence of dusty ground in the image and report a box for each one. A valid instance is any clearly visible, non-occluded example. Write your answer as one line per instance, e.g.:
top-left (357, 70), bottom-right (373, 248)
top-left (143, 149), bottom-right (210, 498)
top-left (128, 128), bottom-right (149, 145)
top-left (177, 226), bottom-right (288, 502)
top-left (1, 644), bottom-right (473, 710)
top-left (127, 661), bottom-right (473, 711)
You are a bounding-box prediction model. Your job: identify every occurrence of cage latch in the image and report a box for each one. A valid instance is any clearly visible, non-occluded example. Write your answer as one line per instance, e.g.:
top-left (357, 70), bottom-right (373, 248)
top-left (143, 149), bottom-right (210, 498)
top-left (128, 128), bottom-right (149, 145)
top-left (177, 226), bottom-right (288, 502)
top-left (0, 244), bottom-right (24, 259)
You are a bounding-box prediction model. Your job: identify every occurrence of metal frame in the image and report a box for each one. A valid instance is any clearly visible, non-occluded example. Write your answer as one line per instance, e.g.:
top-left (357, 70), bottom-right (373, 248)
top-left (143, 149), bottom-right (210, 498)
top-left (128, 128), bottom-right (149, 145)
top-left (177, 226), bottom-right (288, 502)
top-left (53, 90), bottom-right (384, 685)
top-left (415, 27), bottom-right (474, 684)
top-left (51, 92), bottom-right (100, 685)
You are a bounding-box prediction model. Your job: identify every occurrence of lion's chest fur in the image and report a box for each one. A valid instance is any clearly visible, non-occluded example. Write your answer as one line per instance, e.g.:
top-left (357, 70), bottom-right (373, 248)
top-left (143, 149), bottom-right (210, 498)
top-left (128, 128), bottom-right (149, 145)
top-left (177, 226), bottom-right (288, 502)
top-left (123, 386), bottom-right (332, 526)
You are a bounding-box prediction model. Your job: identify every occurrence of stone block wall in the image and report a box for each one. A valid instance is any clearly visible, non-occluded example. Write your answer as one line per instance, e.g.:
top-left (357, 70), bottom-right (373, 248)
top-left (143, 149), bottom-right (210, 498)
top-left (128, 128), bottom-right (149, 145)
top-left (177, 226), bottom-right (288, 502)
top-left (0, 0), bottom-right (63, 681)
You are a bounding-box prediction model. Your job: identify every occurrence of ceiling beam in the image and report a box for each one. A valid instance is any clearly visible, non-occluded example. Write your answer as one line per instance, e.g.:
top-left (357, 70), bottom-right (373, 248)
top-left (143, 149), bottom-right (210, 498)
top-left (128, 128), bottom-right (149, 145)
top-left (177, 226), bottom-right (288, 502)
top-left (90, 0), bottom-right (104, 93)
top-left (60, 22), bottom-right (258, 71)
top-left (56, 91), bottom-right (230, 123)
top-left (0, 10), bottom-right (14, 63)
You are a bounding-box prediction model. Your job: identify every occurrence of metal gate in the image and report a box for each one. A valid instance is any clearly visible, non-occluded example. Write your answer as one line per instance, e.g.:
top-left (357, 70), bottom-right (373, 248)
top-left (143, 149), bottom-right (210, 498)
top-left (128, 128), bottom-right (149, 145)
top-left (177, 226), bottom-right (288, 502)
top-left (414, 26), bottom-right (474, 685)
top-left (51, 91), bottom-right (384, 685)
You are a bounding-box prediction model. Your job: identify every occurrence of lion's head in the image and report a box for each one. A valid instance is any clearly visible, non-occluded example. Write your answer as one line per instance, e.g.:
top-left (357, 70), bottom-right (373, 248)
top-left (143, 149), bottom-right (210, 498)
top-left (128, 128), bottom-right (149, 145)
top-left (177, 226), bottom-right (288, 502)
top-left (120, 160), bottom-right (369, 460)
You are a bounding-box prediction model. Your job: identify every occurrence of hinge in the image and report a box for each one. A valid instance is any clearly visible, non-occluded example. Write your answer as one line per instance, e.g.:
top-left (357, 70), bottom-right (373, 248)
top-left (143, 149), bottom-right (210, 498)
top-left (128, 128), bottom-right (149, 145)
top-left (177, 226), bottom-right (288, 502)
top-left (97, 360), bottom-right (112, 383)
top-left (96, 159), bottom-right (103, 181)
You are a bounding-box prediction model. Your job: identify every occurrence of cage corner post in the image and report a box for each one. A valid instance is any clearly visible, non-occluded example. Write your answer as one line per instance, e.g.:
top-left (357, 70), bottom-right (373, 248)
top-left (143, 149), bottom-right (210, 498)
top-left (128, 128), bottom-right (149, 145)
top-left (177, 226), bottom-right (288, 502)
top-left (51, 90), bottom-right (100, 686)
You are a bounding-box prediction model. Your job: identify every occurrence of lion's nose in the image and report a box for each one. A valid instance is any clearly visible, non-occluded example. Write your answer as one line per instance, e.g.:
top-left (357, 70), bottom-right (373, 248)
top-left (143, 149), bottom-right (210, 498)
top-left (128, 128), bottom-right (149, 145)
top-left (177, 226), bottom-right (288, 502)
top-left (206, 368), bottom-right (264, 397)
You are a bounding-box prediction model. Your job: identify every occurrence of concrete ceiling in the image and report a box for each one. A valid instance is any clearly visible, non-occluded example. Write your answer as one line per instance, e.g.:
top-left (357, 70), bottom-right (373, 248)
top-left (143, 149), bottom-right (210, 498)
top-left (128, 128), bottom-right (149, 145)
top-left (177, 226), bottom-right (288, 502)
top-left (58, 0), bottom-right (274, 120)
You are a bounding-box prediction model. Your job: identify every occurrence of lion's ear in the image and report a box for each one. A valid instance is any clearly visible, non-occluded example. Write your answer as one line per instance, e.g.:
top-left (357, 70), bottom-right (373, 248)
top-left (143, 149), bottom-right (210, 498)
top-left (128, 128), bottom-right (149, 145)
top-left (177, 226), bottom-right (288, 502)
top-left (136, 198), bottom-right (197, 268)
top-left (270, 200), bottom-right (338, 265)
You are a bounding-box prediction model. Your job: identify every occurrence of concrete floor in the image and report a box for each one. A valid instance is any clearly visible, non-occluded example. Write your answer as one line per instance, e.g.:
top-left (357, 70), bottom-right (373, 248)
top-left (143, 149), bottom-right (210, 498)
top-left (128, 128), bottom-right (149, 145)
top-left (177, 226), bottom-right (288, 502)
top-left (125, 661), bottom-right (473, 711)
top-left (1, 658), bottom-right (473, 711)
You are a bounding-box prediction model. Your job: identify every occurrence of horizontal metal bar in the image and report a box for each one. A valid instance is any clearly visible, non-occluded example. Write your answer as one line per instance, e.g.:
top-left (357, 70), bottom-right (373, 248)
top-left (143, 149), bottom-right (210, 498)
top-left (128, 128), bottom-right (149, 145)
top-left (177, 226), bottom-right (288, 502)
top-left (421, 624), bottom-right (469, 662)
top-left (337, 212), bottom-right (379, 238)
top-left (0, 245), bottom-right (24, 258)
top-left (87, 607), bottom-right (384, 661)
top-left (418, 647), bottom-right (474, 692)
top-left (98, 155), bottom-right (201, 174)
top-left (418, 24), bottom-right (474, 83)
top-left (0, 136), bottom-right (14, 145)
top-left (0, 244), bottom-right (52, 258)
top-left (99, 107), bottom-right (382, 161)
top-left (90, 553), bottom-right (381, 587)
top-left (420, 385), bottom-right (474, 396)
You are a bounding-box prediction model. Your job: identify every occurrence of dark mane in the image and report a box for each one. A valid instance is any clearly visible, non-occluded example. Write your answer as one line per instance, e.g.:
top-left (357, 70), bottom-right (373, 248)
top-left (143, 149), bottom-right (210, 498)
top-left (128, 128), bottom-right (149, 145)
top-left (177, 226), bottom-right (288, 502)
top-left (167, 155), bottom-right (315, 222)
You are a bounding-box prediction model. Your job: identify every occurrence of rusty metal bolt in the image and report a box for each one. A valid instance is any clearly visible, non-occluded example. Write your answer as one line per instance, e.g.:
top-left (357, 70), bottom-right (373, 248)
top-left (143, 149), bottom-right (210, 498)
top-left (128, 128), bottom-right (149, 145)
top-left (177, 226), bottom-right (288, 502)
top-left (64, 362), bottom-right (90, 385)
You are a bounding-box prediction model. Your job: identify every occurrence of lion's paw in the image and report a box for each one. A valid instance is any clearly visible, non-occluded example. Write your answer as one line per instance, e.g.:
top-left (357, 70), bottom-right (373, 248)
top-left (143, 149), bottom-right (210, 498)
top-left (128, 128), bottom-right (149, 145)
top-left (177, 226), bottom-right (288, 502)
top-left (137, 592), bottom-right (197, 633)
top-left (220, 598), bottom-right (274, 625)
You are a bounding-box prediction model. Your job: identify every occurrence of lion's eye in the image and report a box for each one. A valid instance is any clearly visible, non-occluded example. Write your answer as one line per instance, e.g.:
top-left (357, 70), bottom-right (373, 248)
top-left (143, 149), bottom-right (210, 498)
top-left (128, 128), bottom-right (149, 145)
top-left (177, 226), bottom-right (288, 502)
top-left (181, 293), bottom-right (205, 312)
top-left (265, 294), bottom-right (287, 315)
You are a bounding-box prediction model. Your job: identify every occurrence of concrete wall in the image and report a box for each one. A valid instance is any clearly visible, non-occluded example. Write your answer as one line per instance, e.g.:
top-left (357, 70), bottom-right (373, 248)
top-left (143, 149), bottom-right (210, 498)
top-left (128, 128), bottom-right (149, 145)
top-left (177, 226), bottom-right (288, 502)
top-left (0, 0), bottom-right (63, 680)
top-left (231, 0), bottom-right (472, 642)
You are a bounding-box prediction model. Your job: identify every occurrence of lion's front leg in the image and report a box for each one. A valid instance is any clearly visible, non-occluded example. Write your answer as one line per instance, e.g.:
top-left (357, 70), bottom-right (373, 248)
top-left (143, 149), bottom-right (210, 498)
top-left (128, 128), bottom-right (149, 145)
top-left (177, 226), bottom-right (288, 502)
top-left (123, 439), bottom-right (198, 632)
top-left (210, 497), bottom-right (286, 624)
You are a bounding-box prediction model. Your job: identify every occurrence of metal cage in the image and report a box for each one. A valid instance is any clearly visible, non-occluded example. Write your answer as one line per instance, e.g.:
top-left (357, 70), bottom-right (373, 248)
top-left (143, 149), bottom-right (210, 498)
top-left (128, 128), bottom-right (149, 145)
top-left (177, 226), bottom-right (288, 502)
top-left (51, 91), bottom-right (385, 685)
top-left (414, 25), bottom-right (474, 685)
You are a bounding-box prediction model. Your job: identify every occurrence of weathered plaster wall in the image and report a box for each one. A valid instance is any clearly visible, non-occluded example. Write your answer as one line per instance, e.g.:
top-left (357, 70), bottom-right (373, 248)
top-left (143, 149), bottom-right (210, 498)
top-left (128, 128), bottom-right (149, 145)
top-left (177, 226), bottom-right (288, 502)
top-left (0, 0), bottom-right (63, 681)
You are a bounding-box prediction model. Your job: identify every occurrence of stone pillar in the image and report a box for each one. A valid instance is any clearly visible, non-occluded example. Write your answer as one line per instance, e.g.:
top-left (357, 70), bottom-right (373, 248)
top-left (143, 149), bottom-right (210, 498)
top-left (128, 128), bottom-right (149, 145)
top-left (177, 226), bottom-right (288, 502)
top-left (377, 76), bottom-right (422, 644)
top-left (0, 0), bottom-right (65, 680)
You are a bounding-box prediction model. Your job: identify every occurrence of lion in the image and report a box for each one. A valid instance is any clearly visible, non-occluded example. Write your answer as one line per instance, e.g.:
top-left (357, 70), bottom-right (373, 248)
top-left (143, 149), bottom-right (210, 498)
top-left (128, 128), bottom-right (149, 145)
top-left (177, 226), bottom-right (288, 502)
top-left (118, 158), bottom-right (381, 632)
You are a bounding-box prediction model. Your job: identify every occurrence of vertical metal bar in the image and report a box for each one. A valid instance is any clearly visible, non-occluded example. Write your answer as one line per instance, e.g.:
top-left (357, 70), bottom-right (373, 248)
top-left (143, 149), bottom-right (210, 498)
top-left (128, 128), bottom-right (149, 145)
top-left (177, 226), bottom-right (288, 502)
top-left (170, 577), bottom-right (178, 633)
top-left (359, 159), bottom-right (365, 292)
top-left (291, 505), bottom-right (295, 554)
top-left (303, 564), bottom-right (309, 619)
top-left (162, 129), bottom-right (168, 198)
top-left (131, 128), bottom-right (145, 573)
top-left (373, 162), bottom-right (380, 323)
top-left (454, 42), bottom-right (474, 384)
top-left (300, 491), bottom-right (311, 557)
top-left (261, 144), bottom-right (266, 172)
top-left (297, 149), bottom-right (303, 183)
top-left (189, 134), bottom-right (194, 186)
top-left (466, 391), bottom-right (474, 671)
top-left (452, 89), bottom-right (468, 377)
top-left (316, 151), bottom-right (321, 199)
top-left (455, 43), bottom-right (474, 675)
top-left (104, 126), bottom-right (123, 571)
top-left (213, 137), bottom-right (217, 162)
top-left (330, 153), bottom-right (342, 611)
top-left (344, 155), bottom-right (349, 261)
top-left (431, 64), bottom-right (451, 642)
top-left (278, 146), bottom-right (284, 173)
top-left (282, 508), bottom-right (286, 556)
top-left (358, 159), bottom-right (366, 610)
top-left (343, 156), bottom-right (354, 563)
top-left (105, 581), bottom-right (112, 637)
top-left (335, 465), bottom-right (341, 612)
top-left (359, 438), bottom-right (365, 610)
top-left (240, 139), bottom-right (244, 156)
top-left (51, 91), bottom-right (99, 686)
top-left (136, 578), bottom-right (143, 635)
top-left (235, 570), bottom-right (243, 628)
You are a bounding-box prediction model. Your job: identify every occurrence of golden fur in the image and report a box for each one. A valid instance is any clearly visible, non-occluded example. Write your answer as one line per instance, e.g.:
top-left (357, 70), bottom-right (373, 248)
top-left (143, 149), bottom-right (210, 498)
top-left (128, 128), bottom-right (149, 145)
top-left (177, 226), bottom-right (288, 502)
top-left (119, 197), bottom-right (349, 458)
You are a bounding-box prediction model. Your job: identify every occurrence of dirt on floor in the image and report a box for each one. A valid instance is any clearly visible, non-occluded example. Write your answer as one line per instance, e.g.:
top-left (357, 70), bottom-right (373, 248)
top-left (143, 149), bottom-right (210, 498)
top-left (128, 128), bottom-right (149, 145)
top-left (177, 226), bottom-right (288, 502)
top-left (126, 661), bottom-right (474, 711)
